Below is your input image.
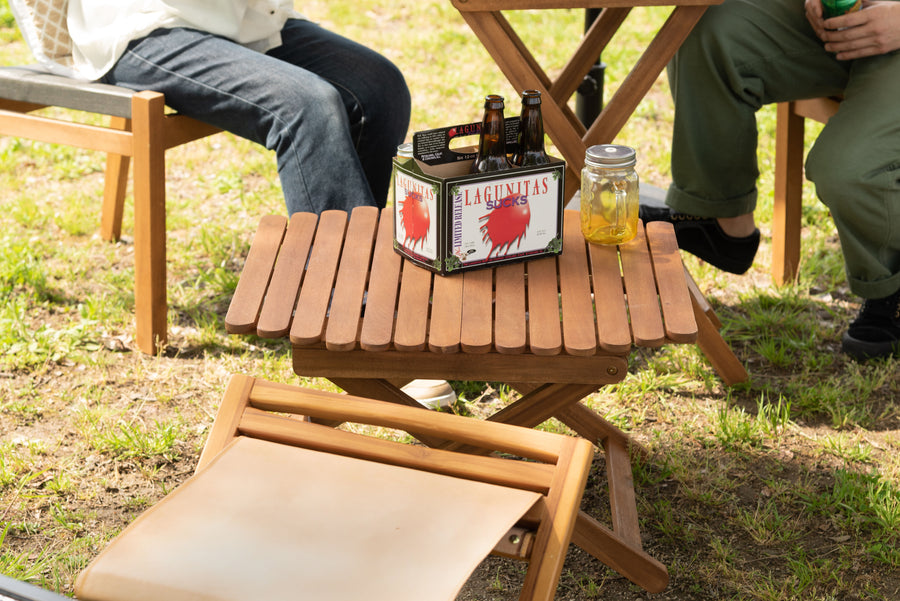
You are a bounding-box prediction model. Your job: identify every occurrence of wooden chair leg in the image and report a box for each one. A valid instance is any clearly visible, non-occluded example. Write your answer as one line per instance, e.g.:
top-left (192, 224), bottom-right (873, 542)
top-left (772, 101), bottom-right (805, 286)
top-left (131, 91), bottom-right (168, 354)
top-left (100, 116), bottom-right (131, 242)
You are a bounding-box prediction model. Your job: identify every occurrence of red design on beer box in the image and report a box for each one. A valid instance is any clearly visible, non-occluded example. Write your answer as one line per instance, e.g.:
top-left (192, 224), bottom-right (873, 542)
top-left (399, 191), bottom-right (430, 251)
top-left (480, 194), bottom-right (530, 257)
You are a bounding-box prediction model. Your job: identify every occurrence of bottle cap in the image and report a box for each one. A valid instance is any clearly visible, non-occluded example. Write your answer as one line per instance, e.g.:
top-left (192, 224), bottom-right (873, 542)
top-left (397, 142), bottom-right (413, 158)
top-left (585, 144), bottom-right (636, 168)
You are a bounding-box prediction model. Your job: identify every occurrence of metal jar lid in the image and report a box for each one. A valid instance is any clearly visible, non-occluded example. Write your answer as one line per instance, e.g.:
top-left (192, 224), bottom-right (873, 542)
top-left (585, 144), bottom-right (636, 168)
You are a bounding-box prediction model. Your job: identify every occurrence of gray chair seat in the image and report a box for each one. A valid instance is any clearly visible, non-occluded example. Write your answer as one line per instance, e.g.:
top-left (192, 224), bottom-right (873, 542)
top-left (0, 64), bottom-right (134, 118)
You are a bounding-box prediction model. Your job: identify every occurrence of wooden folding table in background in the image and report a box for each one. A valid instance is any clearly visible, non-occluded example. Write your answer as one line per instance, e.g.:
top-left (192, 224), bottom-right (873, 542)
top-left (451, 0), bottom-right (723, 199)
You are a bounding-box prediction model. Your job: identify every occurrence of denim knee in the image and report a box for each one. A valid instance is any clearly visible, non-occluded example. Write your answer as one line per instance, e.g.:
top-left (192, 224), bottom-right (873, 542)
top-left (261, 78), bottom-right (350, 151)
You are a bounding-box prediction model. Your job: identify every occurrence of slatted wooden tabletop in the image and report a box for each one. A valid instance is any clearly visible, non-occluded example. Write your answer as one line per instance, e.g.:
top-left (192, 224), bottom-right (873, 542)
top-left (226, 206), bottom-right (697, 367)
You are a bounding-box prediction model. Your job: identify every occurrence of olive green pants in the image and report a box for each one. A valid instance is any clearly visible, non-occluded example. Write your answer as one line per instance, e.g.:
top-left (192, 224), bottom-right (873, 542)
top-left (666, 0), bottom-right (900, 298)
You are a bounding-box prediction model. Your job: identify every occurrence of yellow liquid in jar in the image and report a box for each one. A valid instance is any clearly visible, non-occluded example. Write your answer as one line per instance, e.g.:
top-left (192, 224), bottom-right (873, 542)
top-left (580, 186), bottom-right (638, 245)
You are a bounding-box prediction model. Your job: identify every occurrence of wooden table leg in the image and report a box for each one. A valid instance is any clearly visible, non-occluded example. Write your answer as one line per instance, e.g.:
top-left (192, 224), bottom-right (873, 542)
top-left (508, 382), bottom-right (666, 592)
top-left (572, 510), bottom-right (669, 593)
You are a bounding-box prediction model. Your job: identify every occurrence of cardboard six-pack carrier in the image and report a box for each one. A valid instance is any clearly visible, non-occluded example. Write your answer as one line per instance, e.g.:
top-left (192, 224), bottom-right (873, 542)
top-left (392, 118), bottom-right (566, 275)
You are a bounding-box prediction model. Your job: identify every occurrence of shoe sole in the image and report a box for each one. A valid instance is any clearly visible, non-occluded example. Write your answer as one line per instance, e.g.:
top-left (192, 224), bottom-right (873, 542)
top-left (841, 332), bottom-right (900, 361)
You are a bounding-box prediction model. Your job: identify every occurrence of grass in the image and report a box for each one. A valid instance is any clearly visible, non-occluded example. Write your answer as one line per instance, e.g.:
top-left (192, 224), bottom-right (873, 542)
top-left (1, 1), bottom-right (899, 600)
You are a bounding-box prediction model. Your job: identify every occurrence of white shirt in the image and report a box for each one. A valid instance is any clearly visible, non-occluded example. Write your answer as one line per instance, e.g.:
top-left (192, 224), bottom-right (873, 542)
top-left (65, 1), bottom-right (303, 80)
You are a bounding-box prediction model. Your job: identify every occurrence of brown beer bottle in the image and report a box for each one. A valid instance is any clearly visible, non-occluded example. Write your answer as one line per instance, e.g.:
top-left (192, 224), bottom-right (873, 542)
top-left (471, 94), bottom-right (512, 173)
top-left (512, 90), bottom-right (550, 167)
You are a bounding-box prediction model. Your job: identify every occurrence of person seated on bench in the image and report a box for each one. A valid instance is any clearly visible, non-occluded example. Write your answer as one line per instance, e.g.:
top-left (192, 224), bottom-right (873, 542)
top-left (641, 0), bottom-right (900, 361)
top-left (47, 0), bottom-right (411, 215)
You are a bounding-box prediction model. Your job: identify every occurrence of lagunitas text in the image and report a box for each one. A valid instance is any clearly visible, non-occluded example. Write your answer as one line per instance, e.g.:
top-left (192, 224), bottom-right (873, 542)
top-left (460, 175), bottom-right (551, 207)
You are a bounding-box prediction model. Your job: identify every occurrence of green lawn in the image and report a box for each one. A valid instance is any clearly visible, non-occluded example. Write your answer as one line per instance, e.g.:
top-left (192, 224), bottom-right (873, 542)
top-left (1, 2), bottom-right (898, 600)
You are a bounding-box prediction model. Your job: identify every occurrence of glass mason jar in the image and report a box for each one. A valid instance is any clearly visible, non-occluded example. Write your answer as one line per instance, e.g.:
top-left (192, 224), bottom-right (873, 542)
top-left (580, 144), bottom-right (639, 245)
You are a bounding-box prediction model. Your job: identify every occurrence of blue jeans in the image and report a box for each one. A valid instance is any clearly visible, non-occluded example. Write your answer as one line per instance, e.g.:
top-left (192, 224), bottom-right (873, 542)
top-left (101, 19), bottom-right (411, 215)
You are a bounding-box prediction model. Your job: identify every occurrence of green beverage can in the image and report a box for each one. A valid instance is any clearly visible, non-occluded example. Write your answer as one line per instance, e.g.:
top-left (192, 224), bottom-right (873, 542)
top-left (822, 0), bottom-right (862, 18)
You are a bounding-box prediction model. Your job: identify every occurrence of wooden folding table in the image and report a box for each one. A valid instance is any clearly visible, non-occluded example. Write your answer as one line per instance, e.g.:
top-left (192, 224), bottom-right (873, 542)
top-left (225, 206), bottom-right (746, 592)
top-left (451, 0), bottom-right (723, 197)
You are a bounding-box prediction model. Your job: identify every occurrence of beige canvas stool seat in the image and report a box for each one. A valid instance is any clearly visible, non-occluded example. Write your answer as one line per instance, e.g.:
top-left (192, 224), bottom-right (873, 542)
top-left (74, 374), bottom-right (594, 601)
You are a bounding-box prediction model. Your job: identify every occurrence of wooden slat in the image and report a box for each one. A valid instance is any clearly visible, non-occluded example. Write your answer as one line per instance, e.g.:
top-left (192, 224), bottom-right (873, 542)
top-left (559, 212), bottom-right (598, 355)
top-left (291, 348), bottom-right (627, 385)
top-left (360, 209), bottom-right (402, 351)
top-left (224, 215), bottom-right (287, 334)
top-left (645, 221), bottom-right (697, 343)
top-left (325, 207), bottom-right (379, 351)
top-left (587, 242), bottom-right (632, 354)
top-left (330, 377), bottom-right (452, 448)
top-left (526, 256), bottom-right (563, 355)
top-left (251, 408), bottom-right (557, 495)
top-left (248, 379), bottom-right (567, 463)
top-left (256, 213), bottom-right (318, 338)
top-left (772, 101), bottom-right (805, 286)
top-left (494, 262), bottom-right (527, 354)
top-left (461, 269), bottom-right (494, 353)
top-left (0, 109), bottom-right (133, 155)
top-left (289, 211), bottom-right (347, 345)
top-left (619, 222), bottom-right (665, 347)
top-left (429, 273), bottom-right (463, 353)
top-left (394, 261), bottom-right (432, 352)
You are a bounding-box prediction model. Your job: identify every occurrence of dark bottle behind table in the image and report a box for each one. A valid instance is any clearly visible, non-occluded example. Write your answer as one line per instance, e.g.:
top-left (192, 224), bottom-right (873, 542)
top-left (512, 90), bottom-right (550, 167)
top-left (471, 94), bottom-right (512, 174)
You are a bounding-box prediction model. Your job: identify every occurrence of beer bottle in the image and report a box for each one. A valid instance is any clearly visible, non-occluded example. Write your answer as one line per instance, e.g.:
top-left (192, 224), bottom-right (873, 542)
top-left (471, 94), bottom-right (512, 174)
top-left (512, 90), bottom-right (550, 167)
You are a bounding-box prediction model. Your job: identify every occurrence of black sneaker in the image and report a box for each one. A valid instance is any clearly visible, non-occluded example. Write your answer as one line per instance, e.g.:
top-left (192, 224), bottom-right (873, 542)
top-left (841, 289), bottom-right (900, 361)
top-left (639, 200), bottom-right (760, 275)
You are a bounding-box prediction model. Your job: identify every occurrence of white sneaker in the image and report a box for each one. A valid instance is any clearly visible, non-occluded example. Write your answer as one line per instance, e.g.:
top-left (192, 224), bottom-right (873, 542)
top-left (400, 379), bottom-right (456, 409)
